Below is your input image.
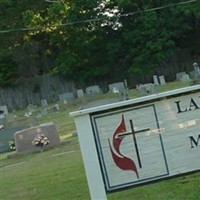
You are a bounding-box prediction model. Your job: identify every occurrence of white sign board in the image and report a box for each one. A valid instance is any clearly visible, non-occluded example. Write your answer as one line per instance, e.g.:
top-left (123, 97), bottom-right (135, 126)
top-left (70, 86), bottom-right (200, 199)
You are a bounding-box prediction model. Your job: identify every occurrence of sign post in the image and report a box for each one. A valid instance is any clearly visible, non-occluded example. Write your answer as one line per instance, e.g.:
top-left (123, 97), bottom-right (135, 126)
top-left (70, 85), bottom-right (200, 199)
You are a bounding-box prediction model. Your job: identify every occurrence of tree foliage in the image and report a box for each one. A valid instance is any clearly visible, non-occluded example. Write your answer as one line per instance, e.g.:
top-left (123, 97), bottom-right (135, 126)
top-left (0, 0), bottom-right (199, 86)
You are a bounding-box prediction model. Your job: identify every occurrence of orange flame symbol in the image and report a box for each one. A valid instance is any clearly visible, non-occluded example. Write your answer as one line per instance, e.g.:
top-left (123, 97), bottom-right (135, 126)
top-left (108, 115), bottom-right (139, 178)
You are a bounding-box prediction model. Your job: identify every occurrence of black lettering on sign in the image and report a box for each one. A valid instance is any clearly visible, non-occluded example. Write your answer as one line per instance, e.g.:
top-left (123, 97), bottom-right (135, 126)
top-left (175, 98), bottom-right (200, 114)
top-left (174, 100), bottom-right (187, 113)
top-left (189, 134), bottom-right (200, 148)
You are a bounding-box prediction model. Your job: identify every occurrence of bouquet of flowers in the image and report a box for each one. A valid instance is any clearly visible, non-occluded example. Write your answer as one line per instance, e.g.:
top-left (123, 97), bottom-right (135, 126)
top-left (8, 139), bottom-right (16, 151)
top-left (32, 133), bottom-right (50, 147)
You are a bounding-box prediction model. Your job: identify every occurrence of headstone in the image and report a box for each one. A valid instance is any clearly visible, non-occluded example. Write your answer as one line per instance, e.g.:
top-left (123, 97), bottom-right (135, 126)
top-left (153, 75), bottom-right (159, 85)
top-left (159, 75), bottom-right (166, 85)
top-left (41, 99), bottom-right (48, 107)
top-left (180, 74), bottom-right (190, 82)
top-left (109, 82), bottom-right (125, 93)
top-left (138, 83), bottom-right (158, 96)
top-left (193, 62), bottom-right (200, 79)
top-left (0, 111), bottom-right (5, 120)
top-left (77, 89), bottom-right (84, 99)
top-left (0, 106), bottom-right (8, 119)
top-left (14, 122), bottom-right (60, 154)
top-left (176, 72), bottom-right (186, 81)
top-left (85, 85), bottom-right (101, 96)
top-left (0, 127), bottom-right (23, 153)
top-left (59, 92), bottom-right (75, 102)
top-left (124, 79), bottom-right (128, 89)
top-left (0, 117), bottom-right (39, 153)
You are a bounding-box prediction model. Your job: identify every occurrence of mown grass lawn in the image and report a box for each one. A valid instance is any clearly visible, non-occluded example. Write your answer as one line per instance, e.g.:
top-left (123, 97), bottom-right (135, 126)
top-left (1, 81), bottom-right (199, 199)
top-left (0, 138), bottom-right (199, 200)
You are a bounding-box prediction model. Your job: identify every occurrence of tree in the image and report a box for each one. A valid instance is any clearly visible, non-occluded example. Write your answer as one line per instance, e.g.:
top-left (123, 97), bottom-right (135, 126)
top-left (0, 0), bottom-right (49, 84)
top-left (0, 0), bottom-right (199, 86)
top-left (0, 50), bottom-right (18, 86)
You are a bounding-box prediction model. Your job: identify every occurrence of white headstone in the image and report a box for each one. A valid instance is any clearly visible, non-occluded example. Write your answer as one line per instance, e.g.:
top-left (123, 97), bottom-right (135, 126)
top-left (159, 75), bottom-right (166, 85)
top-left (153, 75), bottom-right (159, 85)
top-left (77, 89), bottom-right (84, 98)
top-left (124, 79), bottom-right (128, 88)
top-left (193, 62), bottom-right (200, 78)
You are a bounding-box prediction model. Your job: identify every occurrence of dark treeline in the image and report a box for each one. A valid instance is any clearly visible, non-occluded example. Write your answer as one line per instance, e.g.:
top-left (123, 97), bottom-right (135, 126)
top-left (0, 0), bottom-right (199, 88)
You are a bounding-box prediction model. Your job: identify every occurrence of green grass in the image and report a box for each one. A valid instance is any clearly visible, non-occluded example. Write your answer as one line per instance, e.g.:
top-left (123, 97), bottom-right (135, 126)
top-left (0, 139), bottom-right (199, 200)
top-left (1, 81), bottom-right (199, 200)
top-left (0, 139), bottom-right (90, 200)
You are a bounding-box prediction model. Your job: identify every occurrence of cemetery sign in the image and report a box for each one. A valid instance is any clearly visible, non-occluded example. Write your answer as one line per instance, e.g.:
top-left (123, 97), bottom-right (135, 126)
top-left (70, 85), bottom-right (200, 200)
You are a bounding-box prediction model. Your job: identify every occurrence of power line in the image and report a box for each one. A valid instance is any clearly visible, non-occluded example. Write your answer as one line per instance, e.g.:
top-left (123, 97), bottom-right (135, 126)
top-left (44, 0), bottom-right (59, 3)
top-left (0, 0), bottom-right (197, 34)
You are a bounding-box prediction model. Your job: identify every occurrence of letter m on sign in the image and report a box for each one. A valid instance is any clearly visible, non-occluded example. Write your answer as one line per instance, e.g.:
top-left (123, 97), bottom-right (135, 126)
top-left (189, 134), bottom-right (200, 148)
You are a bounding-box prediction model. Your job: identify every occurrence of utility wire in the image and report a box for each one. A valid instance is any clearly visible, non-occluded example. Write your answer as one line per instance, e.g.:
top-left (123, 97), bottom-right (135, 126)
top-left (44, 0), bottom-right (59, 3)
top-left (0, 0), bottom-right (197, 34)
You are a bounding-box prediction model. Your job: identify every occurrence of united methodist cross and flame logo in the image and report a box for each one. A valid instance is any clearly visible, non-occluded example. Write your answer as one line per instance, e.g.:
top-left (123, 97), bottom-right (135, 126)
top-left (108, 114), bottom-right (139, 178)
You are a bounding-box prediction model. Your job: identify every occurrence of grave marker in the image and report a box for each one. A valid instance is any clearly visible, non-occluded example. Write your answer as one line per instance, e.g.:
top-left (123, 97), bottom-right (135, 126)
top-left (153, 75), bottom-right (159, 85)
top-left (109, 82), bottom-right (125, 93)
top-left (59, 92), bottom-right (75, 102)
top-left (70, 85), bottom-right (200, 200)
top-left (77, 89), bottom-right (84, 98)
top-left (85, 85), bottom-right (101, 96)
top-left (138, 83), bottom-right (157, 96)
top-left (176, 72), bottom-right (186, 81)
top-left (0, 105), bottom-right (8, 114)
top-left (41, 99), bottom-right (48, 107)
top-left (159, 75), bottom-right (166, 85)
top-left (0, 105), bottom-right (8, 119)
top-left (0, 127), bottom-right (23, 153)
top-left (176, 72), bottom-right (191, 82)
top-left (14, 122), bottom-right (60, 154)
top-left (180, 74), bottom-right (190, 81)
top-left (0, 117), bottom-right (38, 153)
top-left (193, 62), bottom-right (200, 78)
